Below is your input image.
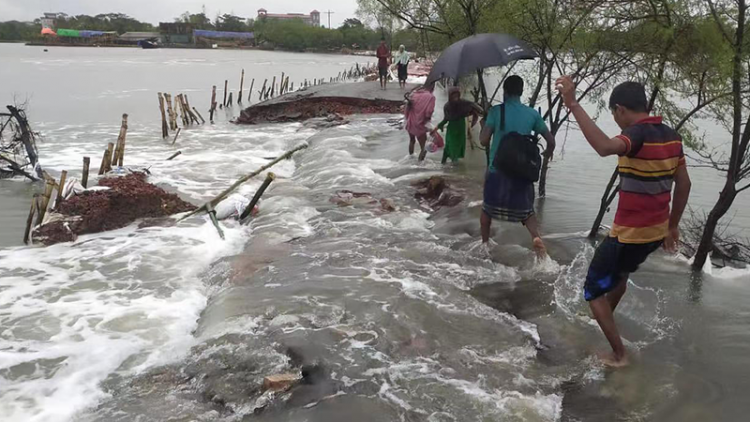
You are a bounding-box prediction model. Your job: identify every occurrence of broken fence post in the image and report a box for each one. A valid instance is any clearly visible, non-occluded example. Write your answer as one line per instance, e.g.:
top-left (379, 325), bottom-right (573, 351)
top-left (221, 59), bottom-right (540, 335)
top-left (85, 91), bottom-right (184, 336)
top-left (166, 151), bottom-right (182, 161)
top-left (98, 148), bottom-right (109, 175)
top-left (239, 69), bottom-right (244, 103)
top-left (172, 128), bottom-right (181, 145)
top-left (240, 172), bottom-right (275, 224)
top-left (55, 170), bottom-right (67, 208)
top-left (36, 180), bottom-right (54, 226)
top-left (112, 113), bottom-right (128, 167)
top-left (192, 107), bottom-right (206, 124)
top-left (23, 194), bottom-right (39, 245)
top-left (205, 202), bottom-right (225, 240)
top-left (223, 80), bottom-right (228, 107)
top-left (209, 85), bottom-right (217, 123)
top-left (248, 78), bottom-right (255, 102)
top-left (158, 93), bottom-right (169, 138)
top-left (82, 156), bottom-right (90, 188)
top-left (178, 143), bottom-right (308, 222)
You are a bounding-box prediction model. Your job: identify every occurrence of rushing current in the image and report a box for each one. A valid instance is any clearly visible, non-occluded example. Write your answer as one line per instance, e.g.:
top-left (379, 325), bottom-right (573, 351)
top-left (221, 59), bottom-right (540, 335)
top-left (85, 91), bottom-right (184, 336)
top-left (1, 44), bottom-right (749, 422)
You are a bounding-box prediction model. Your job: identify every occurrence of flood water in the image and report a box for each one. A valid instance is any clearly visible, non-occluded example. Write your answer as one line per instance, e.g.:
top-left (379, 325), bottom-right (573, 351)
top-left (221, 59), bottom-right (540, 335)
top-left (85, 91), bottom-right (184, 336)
top-left (0, 43), bottom-right (749, 422)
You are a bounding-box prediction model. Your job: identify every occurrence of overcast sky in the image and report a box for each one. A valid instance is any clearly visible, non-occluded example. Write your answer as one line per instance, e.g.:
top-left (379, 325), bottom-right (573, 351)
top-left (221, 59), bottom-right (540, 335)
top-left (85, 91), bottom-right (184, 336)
top-left (1, 0), bottom-right (360, 28)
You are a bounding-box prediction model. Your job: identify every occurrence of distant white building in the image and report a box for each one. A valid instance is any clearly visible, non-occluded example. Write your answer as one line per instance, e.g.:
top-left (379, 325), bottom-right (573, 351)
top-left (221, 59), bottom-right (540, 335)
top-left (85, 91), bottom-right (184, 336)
top-left (41, 12), bottom-right (63, 29)
top-left (257, 9), bottom-right (320, 27)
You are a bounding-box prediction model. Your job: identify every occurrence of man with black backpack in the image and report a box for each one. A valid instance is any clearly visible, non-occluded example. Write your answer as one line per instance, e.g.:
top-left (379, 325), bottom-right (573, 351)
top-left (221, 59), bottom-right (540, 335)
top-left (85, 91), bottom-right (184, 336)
top-left (479, 76), bottom-right (556, 257)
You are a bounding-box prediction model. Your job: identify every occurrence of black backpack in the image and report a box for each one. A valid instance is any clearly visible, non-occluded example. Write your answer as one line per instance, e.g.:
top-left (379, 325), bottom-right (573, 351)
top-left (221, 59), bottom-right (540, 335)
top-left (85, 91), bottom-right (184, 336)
top-left (492, 104), bottom-right (542, 183)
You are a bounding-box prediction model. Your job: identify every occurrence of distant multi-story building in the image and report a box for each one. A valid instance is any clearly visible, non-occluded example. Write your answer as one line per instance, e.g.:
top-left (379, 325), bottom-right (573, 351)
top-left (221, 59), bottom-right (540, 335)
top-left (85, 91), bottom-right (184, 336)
top-left (257, 9), bottom-right (320, 26)
top-left (41, 12), bottom-right (65, 29)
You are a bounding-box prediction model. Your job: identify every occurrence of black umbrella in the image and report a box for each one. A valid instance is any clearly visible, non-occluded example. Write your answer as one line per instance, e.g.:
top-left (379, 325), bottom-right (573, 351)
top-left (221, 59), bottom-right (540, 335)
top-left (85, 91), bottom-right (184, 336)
top-left (426, 33), bottom-right (537, 84)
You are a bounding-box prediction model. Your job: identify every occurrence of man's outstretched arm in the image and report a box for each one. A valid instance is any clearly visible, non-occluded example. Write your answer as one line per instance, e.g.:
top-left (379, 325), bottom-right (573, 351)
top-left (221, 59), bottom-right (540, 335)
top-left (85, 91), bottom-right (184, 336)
top-left (556, 76), bottom-right (627, 157)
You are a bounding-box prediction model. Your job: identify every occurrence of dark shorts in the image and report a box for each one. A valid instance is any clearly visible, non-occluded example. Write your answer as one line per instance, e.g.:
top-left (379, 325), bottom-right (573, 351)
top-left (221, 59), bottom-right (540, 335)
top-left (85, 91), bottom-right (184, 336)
top-left (379, 66), bottom-right (388, 78)
top-left (584, 236), bottom-right (662, 301)
top-left (482, 170), bottom-right (535, 222)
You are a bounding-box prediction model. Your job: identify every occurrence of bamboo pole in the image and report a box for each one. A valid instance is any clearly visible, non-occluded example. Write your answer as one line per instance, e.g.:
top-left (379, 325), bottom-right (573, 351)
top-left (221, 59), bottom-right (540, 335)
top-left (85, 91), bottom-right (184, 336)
top-left (280, 72), bottom-right (285, 94)
top-left (271, 76), bottom-right (276, 98)
top-left (165, 94), bottom-right (177, 131)
top-left (102, 142), bottom-right (115, 174)
top-left (166, 151), bottom-right (182, 161)
top-left (55, 170), bottom-right (68, 207)
top-left (179, 143), bottom-right (308, 222)
top-left (36, 180), bottom-right (54, 226)
top-left (192, 107), bottom-right (206, 124)
top-left (205, 202), bottom-right (225, 240)
top-left (172, 128), bottom-right (181, 145)
top-left (209, 85), bottom-right (217, 123)
top-left (82, 156), bottom-right (90, 188)
top-left (177, 94), bottom-right (188, 126)
top-left (228, 92), bottom-right (233, 107)
top-left (158, 93), bottom-right (168, 138)
top-left (183, 95), bottom-right (200, 124)
top-left (223, 80), bottom-right (228, 106)
top-left (259, 79), bottom-right (267, 99)
top-left (113, 113), bottom-right (128, 167)
top-left (240, 172), bottom-right (275, 224)
top-left (23, 194), bottom-right (38, 244)
top-left (239, 69), bottom-right (244, 103)
top-left (248, 78), bottom-right (255, 102)
top-left (98, 148), bottom-right (109, 175)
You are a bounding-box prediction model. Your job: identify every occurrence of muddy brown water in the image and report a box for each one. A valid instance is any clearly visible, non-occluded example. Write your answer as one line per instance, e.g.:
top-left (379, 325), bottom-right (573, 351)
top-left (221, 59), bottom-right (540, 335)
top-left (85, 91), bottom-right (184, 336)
top-left (0, 44), bottom-right (749, 422)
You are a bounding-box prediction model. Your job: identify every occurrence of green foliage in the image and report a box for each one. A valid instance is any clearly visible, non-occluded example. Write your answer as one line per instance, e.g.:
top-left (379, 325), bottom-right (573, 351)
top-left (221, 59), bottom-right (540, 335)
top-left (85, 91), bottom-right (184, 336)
top-left (0, 21), bottom-right (41, 41)
top-left (255, 19), bottom-right (343, 51)
top-left (54, 13), bottom-right (155, 34)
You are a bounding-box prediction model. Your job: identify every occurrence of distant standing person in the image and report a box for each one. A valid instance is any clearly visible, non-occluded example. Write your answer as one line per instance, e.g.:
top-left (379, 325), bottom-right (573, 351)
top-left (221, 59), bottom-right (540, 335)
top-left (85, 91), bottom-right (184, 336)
top-left (556, 77), bottom-right (691, 367)
top-left (376, 39), bottom-right (390, 90)
top-left (405, 84), bottom-right (436, 161)
top-left (479, 76), bottom-right (555, 256)
top-left (436, 87), bottom-right (482, 164)
top-left (394, 45), bottom-right (410, 89)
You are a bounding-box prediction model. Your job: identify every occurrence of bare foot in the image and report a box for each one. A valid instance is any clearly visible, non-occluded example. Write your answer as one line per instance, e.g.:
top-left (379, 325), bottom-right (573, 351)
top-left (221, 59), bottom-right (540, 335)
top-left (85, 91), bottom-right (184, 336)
top-left (597, 351), bottom-right (630, 368)
top-left (532, 237), bottom-right (547, 259)
top-left (418, 150), bottom-right (427, 161)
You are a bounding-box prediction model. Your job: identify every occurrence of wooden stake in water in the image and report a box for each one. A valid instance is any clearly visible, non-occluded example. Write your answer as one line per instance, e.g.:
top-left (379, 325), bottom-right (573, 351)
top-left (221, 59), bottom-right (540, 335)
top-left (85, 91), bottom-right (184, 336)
top-left (259, 79), bottom-right (267, 100)
top-left (192, 107), bottom-right (206, 124)
top-left (82, 156), bottom-right (90, 189)
top-left (23, 194), bottom-right (38, 245)
top-left (105, 142), bottom-right (115, 172)
top-left (166, 151), bottom-right (182, 161)
top-left (55, 170), bottom-right (68, 207)
top-left (223, 80), bottom-right (228, 107)
top-left (209, 85), bottom-right (217, 123)
top-left (98, 148), bottom-right (109, 175)
top-left (239, 69), bottom-right (244, 103)
top-left (158, 93), bottom-right (168, 138)
top-left (248, 78), bottom-right (255, 102)
top-left (271, 76), bottom-right (276, 98)
top-left (172, 128), bottom-right (181, 145)
top-left (240, 172), bottom-right (275, 224)
top-left (112, 113), bottom-right (128, 167)
top-left (228, 92), bottom-right (233, 107)
top-left (36, 180), bottom-right (54, 226)
top-left (205, 202), bottom-right (225, 240)
top-left (165, 94), bottom-right (177, 131)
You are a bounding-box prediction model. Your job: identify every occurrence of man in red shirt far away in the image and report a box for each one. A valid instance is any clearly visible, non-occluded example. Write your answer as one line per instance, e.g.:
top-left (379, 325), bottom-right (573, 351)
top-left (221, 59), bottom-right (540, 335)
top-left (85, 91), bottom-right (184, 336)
top-left (376, 39), bottom-right (390, 90)
top-left (556, 76), bottom-right (692, 367)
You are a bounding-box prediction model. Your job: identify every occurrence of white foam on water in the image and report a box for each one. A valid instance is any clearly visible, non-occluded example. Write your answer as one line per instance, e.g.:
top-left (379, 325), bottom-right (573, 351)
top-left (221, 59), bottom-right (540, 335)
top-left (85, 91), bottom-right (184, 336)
top-left (0, 215), bottom-right (249, 422)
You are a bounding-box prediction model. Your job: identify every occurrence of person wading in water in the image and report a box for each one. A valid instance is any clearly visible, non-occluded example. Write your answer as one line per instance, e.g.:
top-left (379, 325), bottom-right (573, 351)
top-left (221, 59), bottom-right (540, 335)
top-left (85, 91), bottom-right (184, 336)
top-left (405, 84), bottom-right (436, 161)
top-left (556, 76), bottom-right (692, 367)
top-left (479, 76), bottom-right (555, 257)
top-left (376, 39), bottom-right (390, 90)
top-left (436, 87), bottom-right (482, 164)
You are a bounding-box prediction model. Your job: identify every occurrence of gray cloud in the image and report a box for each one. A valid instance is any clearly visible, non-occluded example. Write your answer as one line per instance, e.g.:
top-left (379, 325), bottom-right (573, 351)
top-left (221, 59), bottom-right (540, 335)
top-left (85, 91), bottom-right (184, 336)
top-left (1, 0), bottom-right (359, 28)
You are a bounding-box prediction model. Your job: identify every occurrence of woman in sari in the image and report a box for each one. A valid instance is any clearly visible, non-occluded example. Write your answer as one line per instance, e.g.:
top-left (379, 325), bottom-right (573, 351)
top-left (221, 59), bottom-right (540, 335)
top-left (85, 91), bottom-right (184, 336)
top-left (405, 84), bottom-right (436, 161)
top-left (436, 87), bottom-right (482, 164)
top-left (393, 45), bottom-right (410, 89)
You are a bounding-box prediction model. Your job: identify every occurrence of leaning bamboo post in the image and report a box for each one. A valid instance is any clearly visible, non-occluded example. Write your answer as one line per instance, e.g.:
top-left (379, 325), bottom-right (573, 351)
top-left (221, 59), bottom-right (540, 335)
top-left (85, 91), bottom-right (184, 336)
top-left (240, 172), bottom-right (275, 224)
top-left (177, 94), bottom-right (189, 126)
top-left (205, 202), bottom-right (225, 240)
top-left (82, 156), bottom-right (90, 188)
top-left (239, 69), bottom-right (244, 103)
top-left (158, 93), bottom-right (168, 138)
top-left (166, 151), bottom-right (182, 161)
top-left (209, 85), bottom-right (217, 123)
top-left (259, 79), bottom-right (267, 99)
top-left (183, 95), bottom-right (200, 124)
top-left (113, 113), bottom-right (128, 167)
top-left (98, 148), bottom-right (109, 175)
top-left (36, 180), bottom-right (54, 226)
top-left (179, 143), bottom-right (309, 222)
top-left (23, 194), bottom-right (38, 245)
top-left (248, 78), bottom-right (255, 102)
top-left (223, 80), bottom-right (228, 106)
top-left (271, 76), bottom-right (276, 98)
top-left (192, 107), bottom-right (206, 124)
top-left (55, 170), bottom-right (68, 207)
top-left (106, 142), bottom-right (115, 172)
top-left (172, 128), bottom-right (181, 145)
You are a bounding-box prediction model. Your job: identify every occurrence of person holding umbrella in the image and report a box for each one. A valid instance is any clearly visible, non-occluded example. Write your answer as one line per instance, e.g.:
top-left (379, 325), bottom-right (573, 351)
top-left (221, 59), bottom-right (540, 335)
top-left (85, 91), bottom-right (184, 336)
top-left (479, 76), bottom-right (556, 256)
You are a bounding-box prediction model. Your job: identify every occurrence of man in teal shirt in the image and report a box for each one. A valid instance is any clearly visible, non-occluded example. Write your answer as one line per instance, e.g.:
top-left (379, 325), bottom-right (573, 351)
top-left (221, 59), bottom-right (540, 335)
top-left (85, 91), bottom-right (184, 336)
top-left (479, 76), bottom-right (556, 256)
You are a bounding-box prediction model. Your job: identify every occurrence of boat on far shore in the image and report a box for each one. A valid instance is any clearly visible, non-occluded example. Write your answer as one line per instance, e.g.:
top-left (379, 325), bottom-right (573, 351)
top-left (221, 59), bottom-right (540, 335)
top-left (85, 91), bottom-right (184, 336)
top-left (137, 40), bottom-right (159, 49)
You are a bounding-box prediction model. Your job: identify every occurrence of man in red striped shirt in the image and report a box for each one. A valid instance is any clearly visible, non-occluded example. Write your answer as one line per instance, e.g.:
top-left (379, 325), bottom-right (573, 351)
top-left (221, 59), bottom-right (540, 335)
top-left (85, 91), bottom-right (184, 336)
top-left (556, 77), bottom-right (692, 367)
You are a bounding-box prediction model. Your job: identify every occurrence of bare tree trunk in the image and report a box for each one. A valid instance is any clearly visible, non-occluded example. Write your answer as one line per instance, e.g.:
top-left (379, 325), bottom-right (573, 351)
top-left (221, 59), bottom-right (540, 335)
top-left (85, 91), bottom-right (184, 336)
top-left (589, 167), bottom-right (620, 238)
top-left (693, 182), bottom-right (737, 269)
